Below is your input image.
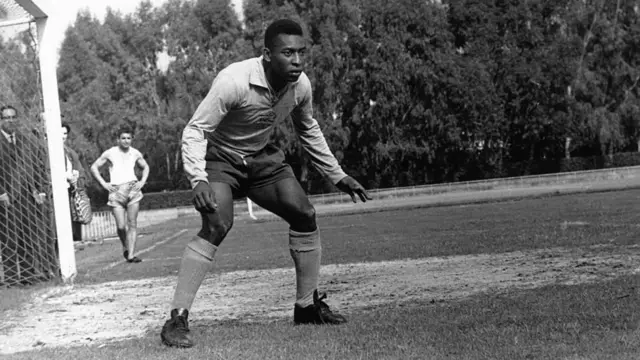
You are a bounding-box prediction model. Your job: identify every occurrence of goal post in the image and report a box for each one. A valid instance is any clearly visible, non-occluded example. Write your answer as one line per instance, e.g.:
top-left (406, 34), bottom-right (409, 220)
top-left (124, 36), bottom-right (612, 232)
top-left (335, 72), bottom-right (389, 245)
top-left (0, 0), bottom-right (76, 285)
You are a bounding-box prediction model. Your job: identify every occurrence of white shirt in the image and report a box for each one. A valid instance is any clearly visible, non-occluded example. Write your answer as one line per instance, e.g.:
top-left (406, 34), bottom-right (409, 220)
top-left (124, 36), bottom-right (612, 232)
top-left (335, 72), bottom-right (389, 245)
top-left (101, 146), bottom-right (143, 185)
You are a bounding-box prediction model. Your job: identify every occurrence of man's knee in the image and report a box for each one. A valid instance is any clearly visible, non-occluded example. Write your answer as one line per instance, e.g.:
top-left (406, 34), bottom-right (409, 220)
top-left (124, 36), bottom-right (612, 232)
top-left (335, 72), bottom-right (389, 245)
top-left (198, 214), bottom-right (233, 244)
top-left (300, 203), bottom-right (316, 222)
top-left (127, 219), bottom-right (137, 229)
top-left (289, 202), bottom-right (316, 232)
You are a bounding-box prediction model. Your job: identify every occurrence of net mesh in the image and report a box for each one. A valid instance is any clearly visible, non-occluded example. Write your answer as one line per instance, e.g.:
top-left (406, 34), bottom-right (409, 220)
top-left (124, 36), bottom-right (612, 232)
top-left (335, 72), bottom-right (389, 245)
top-left (0, 1), bottom-right (58, 287)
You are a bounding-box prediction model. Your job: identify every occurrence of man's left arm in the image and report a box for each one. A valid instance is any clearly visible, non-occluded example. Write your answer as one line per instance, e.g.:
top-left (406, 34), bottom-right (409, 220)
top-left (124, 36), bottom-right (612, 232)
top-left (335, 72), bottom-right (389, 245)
top-left (291, 79), bottom-right (371, 203)
top-left (68, 147), bottom-right (87, 189)
top-left (134, 154), bottom-right (150, 191)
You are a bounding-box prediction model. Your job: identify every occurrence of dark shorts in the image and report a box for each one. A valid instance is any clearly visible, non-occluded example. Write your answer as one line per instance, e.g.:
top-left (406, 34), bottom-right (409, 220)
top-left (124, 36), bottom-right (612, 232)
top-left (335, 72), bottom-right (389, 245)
top-left (205, 144), bottom-right (295, 198)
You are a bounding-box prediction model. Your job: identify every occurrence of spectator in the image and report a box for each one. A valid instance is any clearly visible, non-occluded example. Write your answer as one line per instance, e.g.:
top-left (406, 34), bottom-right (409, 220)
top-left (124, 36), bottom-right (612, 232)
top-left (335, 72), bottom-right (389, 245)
top-left (90, 126), bottom-right (149, 263)
top-left (62, 122), bottom-right (88, 241)
top-left (0, 105), bottom-right (53, 286)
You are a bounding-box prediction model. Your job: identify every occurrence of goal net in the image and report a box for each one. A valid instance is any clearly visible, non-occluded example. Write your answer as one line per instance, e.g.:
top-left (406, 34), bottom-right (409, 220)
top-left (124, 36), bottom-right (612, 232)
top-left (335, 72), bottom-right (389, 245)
top-left (0, 0), bottom-right (76, 287)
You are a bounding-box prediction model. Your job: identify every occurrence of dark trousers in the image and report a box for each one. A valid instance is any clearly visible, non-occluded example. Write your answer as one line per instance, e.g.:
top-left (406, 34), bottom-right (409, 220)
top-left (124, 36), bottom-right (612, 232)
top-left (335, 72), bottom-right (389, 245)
top-left (72, 221), bottom-right (83, 241)
top-left (0, 199), bottom-right (56, 286)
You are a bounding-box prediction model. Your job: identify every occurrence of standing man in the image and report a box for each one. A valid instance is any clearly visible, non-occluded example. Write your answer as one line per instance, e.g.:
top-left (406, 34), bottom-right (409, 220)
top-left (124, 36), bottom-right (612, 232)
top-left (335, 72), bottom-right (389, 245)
top-left (90, 126), bottom-right (149, 263)
top-left (160, 19), bottom-right (371, 348)
top-left (0, 105), bottom-right (52, 286)
top-left (62, 122), bottom-right (88, 241)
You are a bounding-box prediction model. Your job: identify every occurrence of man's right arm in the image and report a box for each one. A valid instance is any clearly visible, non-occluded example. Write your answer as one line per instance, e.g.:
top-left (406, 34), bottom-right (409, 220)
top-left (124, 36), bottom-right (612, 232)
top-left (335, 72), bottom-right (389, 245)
top-left (90, 151), bottom-right (111, 190)
top-left (182, 74), bottom-right (240, 188)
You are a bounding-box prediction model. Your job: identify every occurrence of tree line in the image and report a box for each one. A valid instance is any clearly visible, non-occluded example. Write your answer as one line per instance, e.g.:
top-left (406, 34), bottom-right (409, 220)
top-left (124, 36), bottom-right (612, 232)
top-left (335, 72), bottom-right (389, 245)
top-left (2, 0), bottom-right (640, 199)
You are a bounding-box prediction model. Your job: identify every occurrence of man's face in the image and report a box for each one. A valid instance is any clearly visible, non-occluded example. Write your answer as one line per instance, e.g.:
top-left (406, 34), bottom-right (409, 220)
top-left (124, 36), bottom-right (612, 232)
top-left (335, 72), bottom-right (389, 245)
top-left (117, 133), bottom-right (132, 149)
top-left (265, 34), bottom-right (306, 83)
top-left (62, 126), bottom-right (69, 144)
top-left (0, 107), bottom-right (18, 133)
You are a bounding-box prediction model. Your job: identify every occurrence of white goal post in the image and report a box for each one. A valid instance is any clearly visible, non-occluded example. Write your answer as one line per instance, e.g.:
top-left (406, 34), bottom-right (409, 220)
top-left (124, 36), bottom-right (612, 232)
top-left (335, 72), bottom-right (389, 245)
top-left (0, 0), bottom-right (76, 284)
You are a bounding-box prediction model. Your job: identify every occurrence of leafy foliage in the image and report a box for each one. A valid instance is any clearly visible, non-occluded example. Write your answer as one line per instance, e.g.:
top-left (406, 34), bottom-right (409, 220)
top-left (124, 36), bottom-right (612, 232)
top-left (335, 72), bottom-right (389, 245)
top-left (4, 0), bottom-right (640, 200)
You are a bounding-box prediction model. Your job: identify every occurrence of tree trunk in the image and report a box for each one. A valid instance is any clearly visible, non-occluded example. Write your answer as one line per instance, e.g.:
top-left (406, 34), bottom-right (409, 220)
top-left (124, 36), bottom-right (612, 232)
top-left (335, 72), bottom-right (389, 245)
top-left (166, 153), bottom-right (171, 182)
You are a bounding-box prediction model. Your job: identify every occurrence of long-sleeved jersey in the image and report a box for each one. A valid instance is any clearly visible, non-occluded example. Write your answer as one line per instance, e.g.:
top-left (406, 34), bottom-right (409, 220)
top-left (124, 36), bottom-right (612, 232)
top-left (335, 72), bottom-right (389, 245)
top-left (182, 57), bottom-right (347, 188)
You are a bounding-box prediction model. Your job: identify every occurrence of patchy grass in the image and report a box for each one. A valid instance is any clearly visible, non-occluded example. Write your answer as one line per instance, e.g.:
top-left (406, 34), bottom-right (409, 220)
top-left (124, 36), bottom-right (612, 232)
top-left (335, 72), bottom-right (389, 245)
top-left (2, 188), bottom-right (640, 359)
top-left (74, 189), bottom-right (640, 284)
top-left (0, 282), bottom-right (54, 315)
top-left (8, 275), bottom-right (640, 360)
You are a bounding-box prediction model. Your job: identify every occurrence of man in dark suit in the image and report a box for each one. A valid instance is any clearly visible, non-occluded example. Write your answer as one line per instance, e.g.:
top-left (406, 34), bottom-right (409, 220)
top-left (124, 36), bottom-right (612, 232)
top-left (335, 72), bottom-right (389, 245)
top-left (62, 122), bottom-right (88, 241)
top-left (0, 105), bottom-right (55, 286)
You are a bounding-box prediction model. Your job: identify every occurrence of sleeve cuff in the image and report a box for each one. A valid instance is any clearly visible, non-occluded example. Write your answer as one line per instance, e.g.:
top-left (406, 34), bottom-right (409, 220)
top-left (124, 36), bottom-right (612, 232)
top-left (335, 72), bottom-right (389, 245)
top-left (190, 177), bottom-right (209, 189)
top-left (328, 170), bottom-right (349, 185)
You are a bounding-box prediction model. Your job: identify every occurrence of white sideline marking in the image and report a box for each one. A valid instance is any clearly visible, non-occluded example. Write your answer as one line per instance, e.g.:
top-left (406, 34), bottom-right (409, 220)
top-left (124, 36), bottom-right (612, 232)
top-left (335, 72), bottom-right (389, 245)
top-left (132, 257), bottom-right (183, 262)
top-left (560, 221), bottom-right (590, 230)
top-left (97, 229), bottom-right (189, 272)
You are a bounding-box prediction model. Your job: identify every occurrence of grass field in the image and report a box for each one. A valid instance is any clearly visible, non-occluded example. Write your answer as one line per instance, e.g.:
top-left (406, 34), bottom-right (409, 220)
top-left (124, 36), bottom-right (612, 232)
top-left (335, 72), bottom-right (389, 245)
top-left (2, 188), bottom-right (640, 359)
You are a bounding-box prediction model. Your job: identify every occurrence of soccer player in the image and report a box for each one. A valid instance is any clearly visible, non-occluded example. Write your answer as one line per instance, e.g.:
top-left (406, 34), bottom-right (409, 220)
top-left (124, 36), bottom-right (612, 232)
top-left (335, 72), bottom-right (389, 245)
top-left (160, 19), bottom-right (371, 348)
top-left (90, 126), bottom-right (149, 263)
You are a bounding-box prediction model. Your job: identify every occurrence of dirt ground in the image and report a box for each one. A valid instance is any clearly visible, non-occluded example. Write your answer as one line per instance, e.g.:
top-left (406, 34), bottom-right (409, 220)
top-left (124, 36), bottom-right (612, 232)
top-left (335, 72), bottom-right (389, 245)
top-left (1, 243), bottom-right (640, 355)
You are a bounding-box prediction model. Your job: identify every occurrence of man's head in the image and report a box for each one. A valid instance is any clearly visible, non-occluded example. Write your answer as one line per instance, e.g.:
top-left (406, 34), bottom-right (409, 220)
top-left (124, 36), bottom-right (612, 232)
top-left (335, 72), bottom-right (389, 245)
top-left (263, 19), bottom-right (306, 83)
top-left (61, 122), bottom-right (71, 144)
top-left (116, 125), bottom-right (134, 150)
top-left (0, 105), bottom-right (18, 133)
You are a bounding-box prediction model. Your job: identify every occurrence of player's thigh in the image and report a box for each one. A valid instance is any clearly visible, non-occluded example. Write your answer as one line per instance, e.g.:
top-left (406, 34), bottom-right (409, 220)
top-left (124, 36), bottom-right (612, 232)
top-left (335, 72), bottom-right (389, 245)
top-left (111, 206), bottom-right (127, 228)
top-left (199, 182), bottom-right (235, 244)
top-left (247, 177), bottom-right (315, 231)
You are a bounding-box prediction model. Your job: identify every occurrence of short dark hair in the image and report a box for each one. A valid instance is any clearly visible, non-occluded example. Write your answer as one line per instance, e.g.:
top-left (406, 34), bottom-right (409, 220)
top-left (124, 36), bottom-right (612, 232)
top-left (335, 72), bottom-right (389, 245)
top-left (61, 122), bottom-right (71, 134)
top-left (0, 105), bottom-right (17, 119)
top-left (264, 19), bottom-right (304, 50)
top-left (117, 125), bottom-right (134, 137)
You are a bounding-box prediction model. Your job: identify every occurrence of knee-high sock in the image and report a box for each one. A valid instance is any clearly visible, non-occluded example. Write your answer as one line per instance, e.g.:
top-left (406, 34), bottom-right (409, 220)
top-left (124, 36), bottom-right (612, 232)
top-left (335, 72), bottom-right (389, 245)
top-left (171, 237), bottom-right (217, 311)
top-left (127, 227), bottom-right (137, 257)
top-left (289, 229), bottom-right (321, 307)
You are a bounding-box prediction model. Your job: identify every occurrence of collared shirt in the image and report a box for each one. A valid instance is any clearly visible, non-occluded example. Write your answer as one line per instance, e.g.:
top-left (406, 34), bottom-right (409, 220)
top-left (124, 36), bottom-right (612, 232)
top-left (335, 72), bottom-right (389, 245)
top-left (182, 57), bottom-right (347, 188)
top-left (1, 129), bottom-right (15, 144)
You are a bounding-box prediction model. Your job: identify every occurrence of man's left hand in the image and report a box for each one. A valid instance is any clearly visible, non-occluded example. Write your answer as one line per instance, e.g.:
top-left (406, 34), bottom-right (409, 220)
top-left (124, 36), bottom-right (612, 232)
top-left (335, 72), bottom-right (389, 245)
top-left (336, 176), bottom-right (372, 203)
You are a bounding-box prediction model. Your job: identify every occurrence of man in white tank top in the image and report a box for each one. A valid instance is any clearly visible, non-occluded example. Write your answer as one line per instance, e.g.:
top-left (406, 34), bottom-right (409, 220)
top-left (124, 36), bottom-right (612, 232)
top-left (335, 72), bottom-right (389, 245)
top-left (91, 126), bottom-right (149, 263)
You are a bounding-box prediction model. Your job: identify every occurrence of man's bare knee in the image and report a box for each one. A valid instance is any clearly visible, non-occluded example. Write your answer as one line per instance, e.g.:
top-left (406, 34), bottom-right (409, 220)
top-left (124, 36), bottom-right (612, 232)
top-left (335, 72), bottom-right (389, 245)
top-left (302, 204), bottom-right (316, 222)
top-left (127, 219), bottom-right (137, 229)
top-left (198, 215), bottom-right (233, 245)
top-left (290, 203), bottom-right (316, 232)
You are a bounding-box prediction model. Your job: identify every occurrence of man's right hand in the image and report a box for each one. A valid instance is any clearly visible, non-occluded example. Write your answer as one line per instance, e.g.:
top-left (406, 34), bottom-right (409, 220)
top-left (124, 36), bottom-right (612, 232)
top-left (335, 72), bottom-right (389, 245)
top-left (103, 183), bottom-right (117, 192)
top-left (0, 193), bottom-right (10, 208)
top-left (193, 181), bottom-right (217, 213)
